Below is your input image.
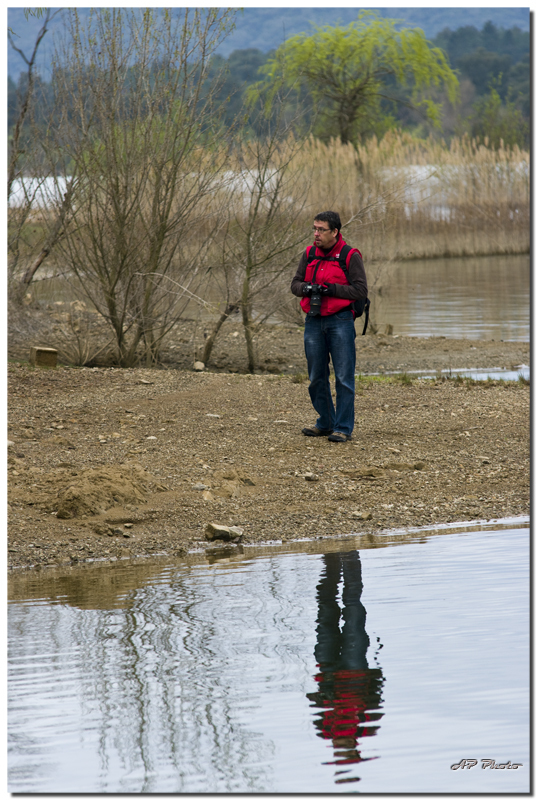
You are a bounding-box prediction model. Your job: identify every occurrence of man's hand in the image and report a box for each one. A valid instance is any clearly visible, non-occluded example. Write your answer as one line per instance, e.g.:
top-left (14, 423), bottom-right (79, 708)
top-left (320, 284), bottom-right (337, 296)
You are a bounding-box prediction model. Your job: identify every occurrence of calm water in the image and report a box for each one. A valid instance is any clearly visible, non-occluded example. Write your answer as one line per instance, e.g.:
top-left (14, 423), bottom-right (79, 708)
top-left (34, 254), bottom-right (529, 342)
top-left (8, 520), bottom-right (529, 793)
top-left (371, 254), bottom-right (529, 341)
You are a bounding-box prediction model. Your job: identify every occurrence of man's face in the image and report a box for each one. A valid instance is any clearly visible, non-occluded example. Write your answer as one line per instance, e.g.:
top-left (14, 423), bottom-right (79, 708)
top-left (313, 220), bottom-right (338, 248)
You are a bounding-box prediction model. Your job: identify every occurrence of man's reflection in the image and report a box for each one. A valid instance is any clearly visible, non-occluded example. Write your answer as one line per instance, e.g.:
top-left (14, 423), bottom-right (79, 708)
top-left (307, 550), bottom-right (384, 783)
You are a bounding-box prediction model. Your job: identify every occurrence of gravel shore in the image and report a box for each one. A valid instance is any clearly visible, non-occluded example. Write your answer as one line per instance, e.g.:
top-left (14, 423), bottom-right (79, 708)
top-left (8, 329), bottom-right (529, 571)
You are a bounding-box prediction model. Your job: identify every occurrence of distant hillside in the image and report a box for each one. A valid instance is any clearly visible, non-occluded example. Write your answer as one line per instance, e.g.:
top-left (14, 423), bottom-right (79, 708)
top-left (217, 7), bottom-right (531, 56)
top-left (7, 6), bottom-right (531, 78)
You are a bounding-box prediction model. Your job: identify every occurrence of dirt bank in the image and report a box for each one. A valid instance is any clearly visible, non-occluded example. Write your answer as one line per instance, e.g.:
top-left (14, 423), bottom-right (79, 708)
top-left (8, 331), bottom-right (529, 571)
top-left (8, 304), bottom-right (530, 376)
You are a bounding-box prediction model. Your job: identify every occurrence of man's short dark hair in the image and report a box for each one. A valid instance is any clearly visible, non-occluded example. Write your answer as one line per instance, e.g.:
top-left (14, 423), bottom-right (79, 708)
top-left (315, 211), bottom-right (341, 233)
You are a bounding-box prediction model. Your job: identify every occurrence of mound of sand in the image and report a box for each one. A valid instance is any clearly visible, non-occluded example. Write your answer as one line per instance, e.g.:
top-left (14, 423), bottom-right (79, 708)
top-left (55, 464), bottom-right (168, 519)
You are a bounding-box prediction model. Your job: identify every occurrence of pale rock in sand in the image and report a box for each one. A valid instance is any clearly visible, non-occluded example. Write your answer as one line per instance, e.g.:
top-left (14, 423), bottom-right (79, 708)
top-left (205, 522), bottom-right (243, 541)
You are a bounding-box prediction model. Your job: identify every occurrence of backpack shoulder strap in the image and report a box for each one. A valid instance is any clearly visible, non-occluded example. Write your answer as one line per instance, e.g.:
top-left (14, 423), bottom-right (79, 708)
top-left (336, 244), bottom-right (362, 276)
top-left (306, 245), bottom-right (318, 264)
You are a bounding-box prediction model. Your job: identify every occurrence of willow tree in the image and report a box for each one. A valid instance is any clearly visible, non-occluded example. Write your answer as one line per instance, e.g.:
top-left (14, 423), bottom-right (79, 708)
top-left (249, 11), bottom-right (459, 144)
top-left (49, 7), bottom-right (236, 366)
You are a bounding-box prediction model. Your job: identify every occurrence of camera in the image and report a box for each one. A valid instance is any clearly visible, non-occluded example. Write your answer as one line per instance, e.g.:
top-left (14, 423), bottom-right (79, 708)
top-left (307, 284), bottom-right (323, 316)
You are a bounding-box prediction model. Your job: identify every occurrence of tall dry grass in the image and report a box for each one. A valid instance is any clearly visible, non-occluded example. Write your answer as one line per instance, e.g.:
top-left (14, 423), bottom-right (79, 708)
top-left (297, 132), bottom-right (530, 262)
top-left (11, 131), bottom-right (529, 364)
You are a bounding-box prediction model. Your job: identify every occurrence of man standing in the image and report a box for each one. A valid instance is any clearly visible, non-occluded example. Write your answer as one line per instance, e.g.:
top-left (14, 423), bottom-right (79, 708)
top-left (291, 212), bottom-right (367, 443)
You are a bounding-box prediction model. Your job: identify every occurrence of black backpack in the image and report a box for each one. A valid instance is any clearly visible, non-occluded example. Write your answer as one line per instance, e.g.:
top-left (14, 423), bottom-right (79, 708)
top-left (306, 244), bottom-right (370, 335)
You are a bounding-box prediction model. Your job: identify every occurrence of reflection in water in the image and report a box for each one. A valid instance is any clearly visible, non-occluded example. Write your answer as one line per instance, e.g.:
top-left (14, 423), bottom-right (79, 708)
top-left (307, 551), bottom-right (384, 784)
top-left (8, 524), bottom-right (529, 793)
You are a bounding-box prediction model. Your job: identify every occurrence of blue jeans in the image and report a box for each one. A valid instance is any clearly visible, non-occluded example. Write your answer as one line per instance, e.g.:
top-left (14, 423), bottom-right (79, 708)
top-left (304, 308), bottom-right (356, 435)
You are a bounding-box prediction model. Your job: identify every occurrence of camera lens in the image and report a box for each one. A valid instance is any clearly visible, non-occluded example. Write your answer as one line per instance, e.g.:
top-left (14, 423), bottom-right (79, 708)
top-left (308, 285), bottom-right (322, 316)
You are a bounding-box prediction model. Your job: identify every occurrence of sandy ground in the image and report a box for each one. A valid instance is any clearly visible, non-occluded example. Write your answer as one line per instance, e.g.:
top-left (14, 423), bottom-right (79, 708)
top-left (7, 326), bottom-right (529, 571)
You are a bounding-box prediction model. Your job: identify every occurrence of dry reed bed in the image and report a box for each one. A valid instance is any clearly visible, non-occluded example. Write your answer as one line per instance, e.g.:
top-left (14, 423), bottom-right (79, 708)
top-left (300, 133), bottom-right (529, 261)
top-left (10, 134), bottom-right (529, 366)
top-left (12, 133), bottom-right (529, 273)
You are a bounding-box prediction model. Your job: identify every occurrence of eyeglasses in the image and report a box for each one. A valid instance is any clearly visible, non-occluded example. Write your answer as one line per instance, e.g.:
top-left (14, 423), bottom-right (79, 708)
top-left (312, 226), bottom-right (331, 234)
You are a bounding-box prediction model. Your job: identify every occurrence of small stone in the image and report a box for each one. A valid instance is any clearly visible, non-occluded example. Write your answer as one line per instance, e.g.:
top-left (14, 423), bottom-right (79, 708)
top-left (146, 436), bottom-right (157, 440)
top-left (202, 490), bottom-right (214, 501)
top-left (194, 361), bottom-right (205, 371)
top-left (304, 472), bottom-right (319, 481)
top-left (124, 523), bottom-right (133, 528)
top-left (193, 483), bottom-right (209, 490)
top-left (206, 413), bottom-right (220, 418)
top-left (205, 522), bottom-right (242, 542)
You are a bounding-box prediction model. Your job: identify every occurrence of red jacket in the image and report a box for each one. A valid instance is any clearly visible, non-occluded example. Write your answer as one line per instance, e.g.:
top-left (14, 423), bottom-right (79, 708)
top-left (309, 667), bottom-right (384, 745)
top-left (300, 235), bottom-right (361, 316)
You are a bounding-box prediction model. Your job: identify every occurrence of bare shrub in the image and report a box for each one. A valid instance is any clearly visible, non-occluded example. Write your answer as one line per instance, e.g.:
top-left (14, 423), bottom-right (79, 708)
top-left (47, 8), bottom-right (237, 367)
top-left (200, 117), bottom-right (314, 372)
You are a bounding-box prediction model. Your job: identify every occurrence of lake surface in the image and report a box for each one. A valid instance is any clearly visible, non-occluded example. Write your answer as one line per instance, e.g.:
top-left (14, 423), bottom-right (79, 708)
top-left (371, 254), bottom-right (529, 341)
top-left (8, 518), bottom-right (529, 793)
top-left (33, 253), bottom-right (529, 343)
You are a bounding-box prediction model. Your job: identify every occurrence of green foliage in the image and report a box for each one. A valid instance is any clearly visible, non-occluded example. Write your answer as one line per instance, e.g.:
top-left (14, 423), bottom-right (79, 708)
top-left (503, 53), bottom-right (530, 116)
top-left (468, 79), bottom-right (529, 149)
top-left (434, 21), bottom-right (529, 67)
top-left (23, 8), bottom-right (46, 20)
top-left (9, 17), bottom-right (531, 147)
top-left (202, 49), bottom-right (271, 134)
top-left (456, 47), bottom-right (512, 96)
top-left (429, 22), bottom-right (529, 145)
top-left (8, 7), bottom-right (46, 36)
top-left (248, 12), bottom-right (459, 145)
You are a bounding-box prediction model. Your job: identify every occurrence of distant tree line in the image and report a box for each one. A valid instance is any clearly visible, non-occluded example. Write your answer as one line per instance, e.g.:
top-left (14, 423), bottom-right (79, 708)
top-left (8, 19), bottom-right (529, 149)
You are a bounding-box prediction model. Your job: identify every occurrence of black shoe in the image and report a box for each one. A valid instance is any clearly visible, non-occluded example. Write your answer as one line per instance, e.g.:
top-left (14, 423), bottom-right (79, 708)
top-left (328, 431), bottom-right (351, 442)
top-left (302, 426), bottom-right (333, 437)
